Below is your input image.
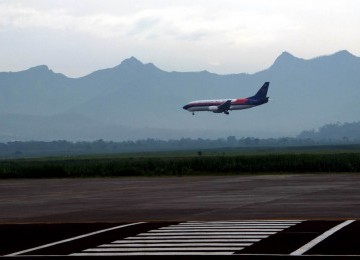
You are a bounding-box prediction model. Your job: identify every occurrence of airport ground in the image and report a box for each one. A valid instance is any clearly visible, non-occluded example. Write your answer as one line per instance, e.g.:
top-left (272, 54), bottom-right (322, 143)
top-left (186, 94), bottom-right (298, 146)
top-left (1, 173), bottom-right (360, 257)
top-left (1, 173), bottom-right (360, 223)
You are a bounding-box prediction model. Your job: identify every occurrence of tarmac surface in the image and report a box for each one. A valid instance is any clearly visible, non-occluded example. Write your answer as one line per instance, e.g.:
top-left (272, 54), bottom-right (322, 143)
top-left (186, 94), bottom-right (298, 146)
top-left (1, 173), bottom-right (360, 223)
top-left (2, 173), bottom-right (360, 258)
top-left (2, 220), bottom-right (360, 257)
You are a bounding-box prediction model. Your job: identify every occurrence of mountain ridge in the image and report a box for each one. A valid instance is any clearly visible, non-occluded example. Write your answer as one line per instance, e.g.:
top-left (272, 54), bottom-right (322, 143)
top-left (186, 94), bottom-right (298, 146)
top-left (0, 50), bottom-right (359, 141)
top-left (5, 50), bottom-right (359, 78)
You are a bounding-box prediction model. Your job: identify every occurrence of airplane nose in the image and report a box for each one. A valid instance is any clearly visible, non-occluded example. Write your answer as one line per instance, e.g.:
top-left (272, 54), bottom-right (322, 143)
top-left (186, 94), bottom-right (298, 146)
top-left (182, 105), bottom-right (188, 110)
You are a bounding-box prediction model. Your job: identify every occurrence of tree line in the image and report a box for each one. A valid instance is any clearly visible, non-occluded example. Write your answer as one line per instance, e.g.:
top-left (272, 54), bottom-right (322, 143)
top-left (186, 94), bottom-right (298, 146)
top-left (0, 135), bottom-right (360, 158)
top-left (1, 153), bottom-right (360, 179)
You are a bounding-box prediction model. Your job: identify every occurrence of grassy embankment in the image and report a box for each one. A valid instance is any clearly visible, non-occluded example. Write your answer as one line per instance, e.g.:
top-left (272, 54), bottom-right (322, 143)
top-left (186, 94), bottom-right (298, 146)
top-left (0, 147), bottom-right (359, 178)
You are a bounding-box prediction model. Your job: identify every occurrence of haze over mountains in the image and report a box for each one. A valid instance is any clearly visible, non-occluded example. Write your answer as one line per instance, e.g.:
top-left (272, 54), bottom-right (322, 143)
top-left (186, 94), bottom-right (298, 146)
top-left (0, 50), bottom-right (359, 141)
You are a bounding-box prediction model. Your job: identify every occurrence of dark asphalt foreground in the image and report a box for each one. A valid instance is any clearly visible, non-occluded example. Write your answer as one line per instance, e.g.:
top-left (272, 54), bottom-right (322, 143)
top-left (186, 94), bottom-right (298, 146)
top-left (1, 173), bottom-right (360, 223)
top-left (2, 220), bottom-right (360, 258)
top-left (0, 174), bottom-right (360, 223)
top-left (1, 174), bottom-right (360, 258)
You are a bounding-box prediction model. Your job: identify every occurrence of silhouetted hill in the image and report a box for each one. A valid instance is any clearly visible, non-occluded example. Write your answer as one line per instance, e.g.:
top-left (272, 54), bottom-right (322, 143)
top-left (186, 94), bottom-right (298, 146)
top-left (297, 121), bottom-right (360, 141)
top-left (270, 51), bottom-right (304, 70)
top-left (0, 51), bottom-right (359, 141)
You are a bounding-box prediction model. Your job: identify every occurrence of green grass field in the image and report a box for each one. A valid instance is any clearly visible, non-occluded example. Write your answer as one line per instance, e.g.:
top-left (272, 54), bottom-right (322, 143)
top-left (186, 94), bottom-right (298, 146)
top-left (1, 145), bottom-right (359, 178)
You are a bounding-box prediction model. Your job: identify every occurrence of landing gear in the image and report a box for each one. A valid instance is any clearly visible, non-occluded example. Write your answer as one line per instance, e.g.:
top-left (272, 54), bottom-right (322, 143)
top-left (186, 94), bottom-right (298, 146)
top-left (192, 112), bottom-right (195, 115)
top-left (224, 111), bottom-right (229, 115)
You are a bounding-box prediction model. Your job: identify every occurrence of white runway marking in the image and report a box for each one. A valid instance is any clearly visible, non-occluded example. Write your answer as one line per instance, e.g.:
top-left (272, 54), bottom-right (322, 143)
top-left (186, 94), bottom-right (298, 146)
top-left (115, 239), bottom-right (262, 242)
top-left (186, 221), bottom-right (302, 224)
top-left (85, 247), bottom-right (245, 251)
top-left (99, 243), bottom-right (253, 247)
top-left (290, 220), bottom-right (355, 256)
top-left (137, 232), bottom-right (277, 235)
top-left (138, 232), bottom-right (276, 237)
top-left (6, 222), bottom-right (144, 256)
top-left (72, 252), bottom-right (235, 255)
top-left (124, 235), bottom-right (270, 239)
top-left (152, 229), bottom-right (283, 232)
top-left (72, 220), bottom-right (301, 256)
top-left (164, 225), bottom-right (292, 228)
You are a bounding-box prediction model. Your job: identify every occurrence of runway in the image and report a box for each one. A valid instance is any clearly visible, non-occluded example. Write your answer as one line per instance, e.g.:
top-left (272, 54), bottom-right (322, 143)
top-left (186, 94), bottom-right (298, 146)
top-left (1, 173), bottom-right (360, 223)
top-left (2, 220), bottom-right (360, 257)
top-left (1, 173), bottom-right (360, 257)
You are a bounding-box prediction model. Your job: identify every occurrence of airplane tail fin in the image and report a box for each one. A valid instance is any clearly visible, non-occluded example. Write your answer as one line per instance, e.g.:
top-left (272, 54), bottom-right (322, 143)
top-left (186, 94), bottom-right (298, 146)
top-left (252, 82), bottom-right (269, 99)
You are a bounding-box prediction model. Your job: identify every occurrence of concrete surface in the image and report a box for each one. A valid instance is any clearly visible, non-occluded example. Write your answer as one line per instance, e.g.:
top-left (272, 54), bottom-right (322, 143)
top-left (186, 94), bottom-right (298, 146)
top-left (1, 174), bottom-right (360, 223)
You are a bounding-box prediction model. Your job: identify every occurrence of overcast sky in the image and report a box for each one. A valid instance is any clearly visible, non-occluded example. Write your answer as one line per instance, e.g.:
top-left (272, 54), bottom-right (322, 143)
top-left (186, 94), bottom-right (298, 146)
top-left (1, 0), bottom-right (360, 77)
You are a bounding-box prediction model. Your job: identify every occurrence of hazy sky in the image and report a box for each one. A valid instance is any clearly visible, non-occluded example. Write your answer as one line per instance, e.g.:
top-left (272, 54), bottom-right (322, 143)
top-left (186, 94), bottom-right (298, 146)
top-left (1, 0), bottom-right (360, 77)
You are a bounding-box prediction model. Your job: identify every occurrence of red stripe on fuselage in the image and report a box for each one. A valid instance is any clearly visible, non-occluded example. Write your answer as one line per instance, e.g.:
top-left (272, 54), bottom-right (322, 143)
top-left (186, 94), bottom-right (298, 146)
top-left (232, 98), bottom-right (248, 104)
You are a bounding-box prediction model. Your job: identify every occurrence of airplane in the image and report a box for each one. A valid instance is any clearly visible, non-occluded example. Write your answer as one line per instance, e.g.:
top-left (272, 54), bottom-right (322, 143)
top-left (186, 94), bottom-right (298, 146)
top-left (182, 82), bottom-right (270, 115)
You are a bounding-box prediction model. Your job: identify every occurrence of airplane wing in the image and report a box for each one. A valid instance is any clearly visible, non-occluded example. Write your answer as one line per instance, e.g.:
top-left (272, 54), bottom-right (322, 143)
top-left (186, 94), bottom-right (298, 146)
top-left (217, 100), bottom-right (231, 112)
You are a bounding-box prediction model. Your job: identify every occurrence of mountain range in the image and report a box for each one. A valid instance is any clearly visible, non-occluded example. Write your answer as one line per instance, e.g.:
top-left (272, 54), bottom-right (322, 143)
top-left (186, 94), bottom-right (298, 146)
top-left (0, 50), bottom-right (359, 141)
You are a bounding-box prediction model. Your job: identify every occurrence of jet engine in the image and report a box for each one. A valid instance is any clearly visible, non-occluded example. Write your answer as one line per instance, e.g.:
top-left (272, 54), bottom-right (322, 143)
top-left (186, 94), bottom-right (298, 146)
top-left (209, 106), bottom-right (219, 112)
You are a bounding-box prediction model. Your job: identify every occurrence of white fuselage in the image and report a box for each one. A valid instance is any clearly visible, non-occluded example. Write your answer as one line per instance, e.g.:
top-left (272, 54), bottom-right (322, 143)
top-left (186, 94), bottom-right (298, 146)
top-left (182, 82), bottom-right (270, 114)
top-left (185, 99), bottom-right (254, 112)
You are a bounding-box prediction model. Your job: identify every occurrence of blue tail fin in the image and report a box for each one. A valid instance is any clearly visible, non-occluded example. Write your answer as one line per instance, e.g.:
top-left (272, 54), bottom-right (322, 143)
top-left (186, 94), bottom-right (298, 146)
top-left (252, 82), bottom-right (269, 99)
